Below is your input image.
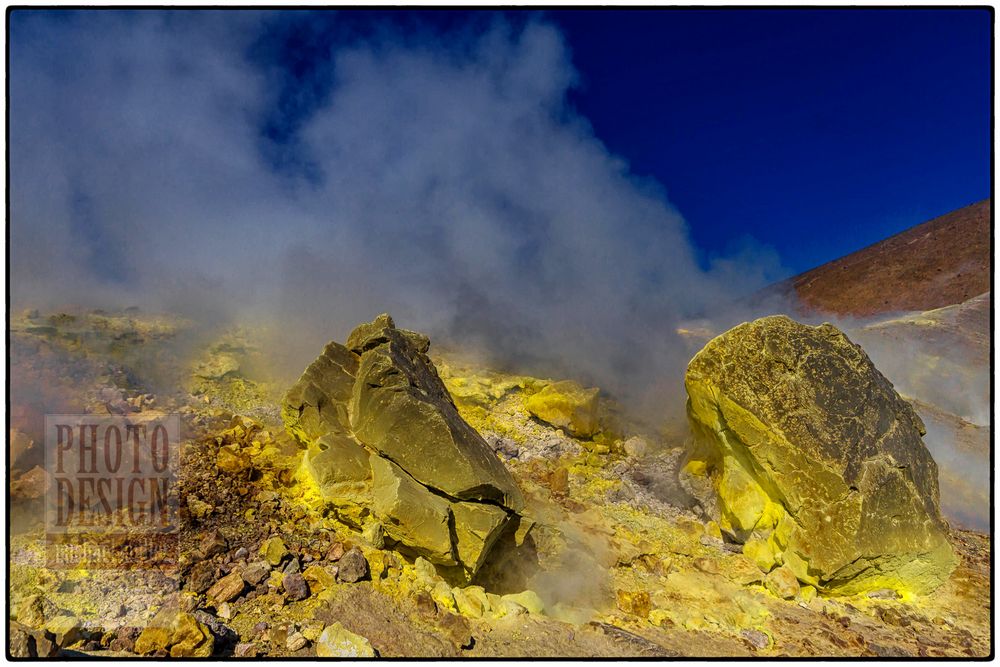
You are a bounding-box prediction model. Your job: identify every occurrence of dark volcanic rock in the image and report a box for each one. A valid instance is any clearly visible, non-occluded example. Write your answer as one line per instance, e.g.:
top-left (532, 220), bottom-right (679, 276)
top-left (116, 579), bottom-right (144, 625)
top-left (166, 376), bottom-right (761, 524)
top-left (186, 561), bottom-right (216, 594)
top-left (200, 530), bottom-right (227, 558)
top-left (9, 622), bottom-right (58, 657)
top-left (282, 573), bottom-right (309, 601)
top-left (336, 547), bottom-right (369, 583)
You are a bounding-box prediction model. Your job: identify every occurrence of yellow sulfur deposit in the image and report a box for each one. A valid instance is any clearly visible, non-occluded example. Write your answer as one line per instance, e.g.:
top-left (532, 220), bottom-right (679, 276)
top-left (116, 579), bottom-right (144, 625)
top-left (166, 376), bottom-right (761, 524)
top-left (524, 380), bottom-right (601, 438)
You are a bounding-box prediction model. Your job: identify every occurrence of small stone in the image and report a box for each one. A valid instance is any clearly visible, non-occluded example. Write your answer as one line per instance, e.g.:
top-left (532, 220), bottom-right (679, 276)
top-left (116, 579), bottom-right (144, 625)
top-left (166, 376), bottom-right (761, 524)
top-left (207, 571), bottom-right (245, 603)
top-left (286, 631), bottom-right (308, 652)
top-left (266, 570), bottom-right (285, 592)
top-left (282, 557), bottom-right (301, 574)
top-left (168, 612), bottom-right (215, 658)
top-left (414, 590), bottom-right (437, 617)
top-left (363, 522), bottom-right (385, 548)
top-left (868, 588), bottom-right (901, 600)
top-left (336, 547), bottom-right (369, 583)
top-left (742, 538), bottom-right (777, 573)
top-left (282, 573), bottom-right (309, 601)
top-left (642, 555), bottom-right (673, 577)
top-left (241, 561), bottom-right (271, 586)
top-left (413, 556), bottom-right (438, 583)
top-left (549, 467), bottom-right (569, 496)
top-left (268, 624), bottom-right (288, 647)
top-left (326, 542), bottom-right (345, 562)
top-left (366, 551), bottom-right (389, 580)
top-left (187, 496), bottom-right (213, 520)
top-left (622, 436), bottom-right (648, 458)
top-left (178, 592), bottom-right (200, 613)
top-left (452, 588), bottom-right (483, 618)
top-left (741, 628), bottom-right (771, 650)
top-left (259, 537), bottom-right (288, 566)
top-left (315, 623), bottom-right (375, 658)
top-left (438, 612), bottom-right (474, 650)
top-left (216, 444), bottom-right (250, 474)
top-left (108, 637), bottom-right (135, 653)
top-left (9, 629), bottom-right (32, 658)
top-left (56, 580), bottom-right (79, 594)
top-left (301, 620), bottom-right (325, 642)
top-left (200, 530), bottom-right (227, 558)
top-left (705, 521), bottom-right (723, 540)
top-left (133, 613), bottom-right (175, 655)
top-left (501, 590), bottom-right (545, 615)
top-left (431, 582), bottom-right (456, 612)
top-left (186, 561), bottom-right (216, 593)
top-left (233, 642), bottom-right (257, 657)
top-left (463, 586), bottom-right (491, 613)
top-left (9, 623), bottom-right (57, 658)
top-left (648, 609), bottom-right (671, 627)
top-left (302, 565), bottom-right (336, 594)
top-left (615, 590), bottom-right (651, 618)
top-left (234, 547), bottom-right (249, 561)
top-left (765, 565), bottom-right (800, 600)
top-left (217, 602), bottom-right (233, 620)
top-left (693, 557), bottom-right (720, 575)
top-left (497, 599), bottom-right (528, 617)
top-left (524, 380), bottom-right (600, 438)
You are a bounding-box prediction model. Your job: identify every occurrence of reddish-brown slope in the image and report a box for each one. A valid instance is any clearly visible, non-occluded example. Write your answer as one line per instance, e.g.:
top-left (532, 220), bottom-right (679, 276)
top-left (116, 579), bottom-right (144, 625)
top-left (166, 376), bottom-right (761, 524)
top-left (776, 200), bottom-right (991, 317)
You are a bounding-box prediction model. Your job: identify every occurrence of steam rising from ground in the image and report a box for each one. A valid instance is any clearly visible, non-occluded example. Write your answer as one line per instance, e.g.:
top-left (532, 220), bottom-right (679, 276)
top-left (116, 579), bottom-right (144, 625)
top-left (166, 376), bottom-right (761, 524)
top-left (10, 11), bottom-right (788, 422)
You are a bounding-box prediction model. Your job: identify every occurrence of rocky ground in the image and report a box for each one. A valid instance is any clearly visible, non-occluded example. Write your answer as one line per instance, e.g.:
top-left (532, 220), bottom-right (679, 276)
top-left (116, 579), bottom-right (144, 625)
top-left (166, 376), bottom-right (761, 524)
top-left (7, 308), bottom-right (992, 658)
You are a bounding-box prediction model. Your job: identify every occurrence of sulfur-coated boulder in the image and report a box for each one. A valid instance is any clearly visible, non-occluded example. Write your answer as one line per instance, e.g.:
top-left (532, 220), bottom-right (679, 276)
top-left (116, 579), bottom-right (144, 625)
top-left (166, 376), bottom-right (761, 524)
top-left (282, 314), bottom-right (524, 577)
top-left (282, 341), bottom-right (359, 443)
top-left (349, 323), bottom-right (523, 509)
top-left (370, 454), bottom-right (456, 565)
top-left (525, 380), bottom-right (600, 438)
top-left (685, 315), bottom-right (955, 595)
top-left (451, 501), bottom-right (510, 574)
top-left (304, 434), bottom-right (371, 489)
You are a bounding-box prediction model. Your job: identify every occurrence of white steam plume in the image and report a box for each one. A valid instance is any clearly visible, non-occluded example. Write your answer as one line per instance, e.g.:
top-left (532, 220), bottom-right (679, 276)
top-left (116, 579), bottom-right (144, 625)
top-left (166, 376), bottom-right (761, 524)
top-left (10, 12), bottom-right (789, 423)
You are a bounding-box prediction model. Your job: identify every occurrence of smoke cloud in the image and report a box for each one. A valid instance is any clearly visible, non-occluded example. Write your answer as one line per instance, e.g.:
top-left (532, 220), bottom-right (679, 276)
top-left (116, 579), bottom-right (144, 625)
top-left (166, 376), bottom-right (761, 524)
top-left (10, 11), bottom-right (790, 423)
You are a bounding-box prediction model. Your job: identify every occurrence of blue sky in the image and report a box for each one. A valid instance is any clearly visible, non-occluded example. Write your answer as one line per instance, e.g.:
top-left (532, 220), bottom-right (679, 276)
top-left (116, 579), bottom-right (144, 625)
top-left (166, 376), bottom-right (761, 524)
top-left (549, 9), bottom-right (991, 272)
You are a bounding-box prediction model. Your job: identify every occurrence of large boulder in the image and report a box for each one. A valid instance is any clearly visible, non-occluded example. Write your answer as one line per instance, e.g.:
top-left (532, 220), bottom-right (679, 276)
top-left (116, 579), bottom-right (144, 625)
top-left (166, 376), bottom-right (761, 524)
top-left (350, 323), bottom-right (523, 509)
top-left (283, 314), bottom-right (525, 576)
top-left (685, 315), bottom-right (955, 595)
